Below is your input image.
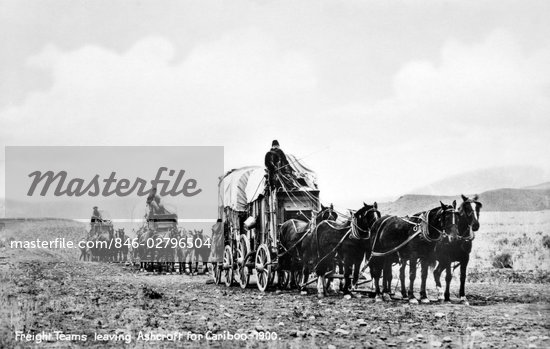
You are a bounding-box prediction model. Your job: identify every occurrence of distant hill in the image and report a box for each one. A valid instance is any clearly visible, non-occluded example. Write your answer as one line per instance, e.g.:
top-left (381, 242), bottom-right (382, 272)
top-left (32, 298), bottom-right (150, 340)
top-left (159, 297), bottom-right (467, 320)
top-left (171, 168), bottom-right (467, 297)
top-left (523, 182), bottom-right (550, 190)
top-left (0, 218), bottom-right (87, 259)
top-left (379, 188), bottom-right (550, 216)
top-left (410, 166), bottom-right (549, 196)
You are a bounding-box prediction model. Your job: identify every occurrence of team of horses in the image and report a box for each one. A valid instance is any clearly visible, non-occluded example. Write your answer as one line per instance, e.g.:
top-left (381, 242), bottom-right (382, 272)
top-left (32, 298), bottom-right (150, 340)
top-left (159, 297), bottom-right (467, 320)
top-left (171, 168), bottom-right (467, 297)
top-left (280, 195), bottom-right (482, 304)
top-left (133, 226), bottom-right (211, 274)
top-left (80, 227), bottom-right (129, 262)
top-left (80, 225), bottom-right (212, 275)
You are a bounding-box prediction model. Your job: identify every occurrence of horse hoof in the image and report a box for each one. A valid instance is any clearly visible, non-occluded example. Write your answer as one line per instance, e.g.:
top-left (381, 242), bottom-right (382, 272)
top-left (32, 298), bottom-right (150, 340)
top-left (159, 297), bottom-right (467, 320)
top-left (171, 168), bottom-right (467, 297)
top-left (409, 298), bottom-right (419, 305)
top-left (460, 297), bottom-right (469, 305)
top-left (300, 291), bottom-right (308, 296)
top-left (317, 293), bottom-right (325, 299)
top-left (375, 296), bottom-right (384, 303)
top-left (421, 298), bottom-right (430, 304)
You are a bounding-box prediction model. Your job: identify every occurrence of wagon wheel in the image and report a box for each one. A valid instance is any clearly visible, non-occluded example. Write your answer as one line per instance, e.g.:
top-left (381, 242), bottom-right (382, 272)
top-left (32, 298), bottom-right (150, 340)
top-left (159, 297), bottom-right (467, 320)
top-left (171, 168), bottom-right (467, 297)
top-left (277, 270), bottom-right (291, 290)
top-left (255, 244), bottom-right (273, 292)
top-left (237, 235), bottom-right (251, 289)
top-left (223, 245), bottom-right (234, 287)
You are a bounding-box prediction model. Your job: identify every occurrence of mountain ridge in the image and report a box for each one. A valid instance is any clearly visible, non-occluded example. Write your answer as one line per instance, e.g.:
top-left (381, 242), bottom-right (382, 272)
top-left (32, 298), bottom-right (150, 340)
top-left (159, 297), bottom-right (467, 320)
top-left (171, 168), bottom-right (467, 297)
top-left (379, 186), bottom-right (550, 216)
top-left (409, 165), bottom-right (549, 196)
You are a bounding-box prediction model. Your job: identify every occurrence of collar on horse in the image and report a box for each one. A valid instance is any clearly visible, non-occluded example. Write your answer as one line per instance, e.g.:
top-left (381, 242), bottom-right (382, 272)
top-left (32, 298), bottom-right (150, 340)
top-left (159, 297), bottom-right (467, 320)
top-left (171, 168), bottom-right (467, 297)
top-left (349, 207), bottom-right (380, 240)
top-left (408, 207), bottom-right (458, 243)
top-left (309, 208), bottom-right (379, 271)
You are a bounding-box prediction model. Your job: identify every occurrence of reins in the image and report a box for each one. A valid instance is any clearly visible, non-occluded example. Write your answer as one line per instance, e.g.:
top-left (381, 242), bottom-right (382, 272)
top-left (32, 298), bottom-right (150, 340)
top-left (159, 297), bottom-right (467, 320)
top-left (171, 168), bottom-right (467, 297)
top-left (277, 205), bottom-right (336, 259)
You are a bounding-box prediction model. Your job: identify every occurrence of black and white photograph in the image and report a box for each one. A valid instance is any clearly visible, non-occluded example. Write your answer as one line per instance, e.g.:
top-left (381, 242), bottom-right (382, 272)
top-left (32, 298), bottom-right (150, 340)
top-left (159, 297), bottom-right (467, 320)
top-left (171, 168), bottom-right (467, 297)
top-left (0, 1), bottom-right (549, 348)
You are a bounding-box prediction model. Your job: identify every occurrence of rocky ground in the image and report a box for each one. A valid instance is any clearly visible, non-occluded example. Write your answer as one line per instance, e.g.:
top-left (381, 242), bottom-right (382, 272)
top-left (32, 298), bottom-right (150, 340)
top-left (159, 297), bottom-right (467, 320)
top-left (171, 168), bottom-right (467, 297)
top-left (0, 244), bottom-right (549, 348)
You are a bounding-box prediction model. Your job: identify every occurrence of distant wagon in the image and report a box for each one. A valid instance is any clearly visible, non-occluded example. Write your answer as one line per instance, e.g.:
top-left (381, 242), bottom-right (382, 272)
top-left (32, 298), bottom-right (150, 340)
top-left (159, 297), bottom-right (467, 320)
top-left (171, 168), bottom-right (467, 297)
top-left (136, 210), bottom-right (180, 273)
top-left (88, 218), bottom-right (115, 262)
top-left (213, 155), bottom-right (320, 291)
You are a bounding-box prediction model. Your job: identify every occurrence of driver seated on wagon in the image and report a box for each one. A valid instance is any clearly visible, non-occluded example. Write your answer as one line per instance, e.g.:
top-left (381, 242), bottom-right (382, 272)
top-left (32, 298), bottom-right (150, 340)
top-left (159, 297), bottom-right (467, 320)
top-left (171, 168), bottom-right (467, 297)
top-left (90, 206), bottom-right (103, 235)
top-left (146, 187), bottom-right (172, 218)
top-left (264, 140), bottom-right (298, 191)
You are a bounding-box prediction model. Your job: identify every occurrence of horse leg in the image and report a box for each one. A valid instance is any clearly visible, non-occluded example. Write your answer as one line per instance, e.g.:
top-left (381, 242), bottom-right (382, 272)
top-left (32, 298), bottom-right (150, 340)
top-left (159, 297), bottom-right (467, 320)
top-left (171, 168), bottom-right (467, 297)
top-left (300, 265), bottom-right (309, 294)
top-left (289, 265), bottom-right (296, 289)
top-left (444, 264), bottom-right (452, 302)
top-left (420, 259), bottom-right (430, 303)
top-left (342, 262), bottom-right (352, 295)
top-left (185, 261), bottom-right (191, 275)
top-left (408, 258), bottom-right (418, 304)
top-left (434, 261), bottom-right (445, 301)
top-left (370, 259), bottom-right (383, 302)
top-left (317, 275), bottom-right (326, 298)
top-left (399, 260), bottom-right (407, 299)
top-left (351, 261), bottom-right (361, 291)
top-left (459, 257), bottom-right (470, 305)
top-left (382, 259), bottom-right (393, 299)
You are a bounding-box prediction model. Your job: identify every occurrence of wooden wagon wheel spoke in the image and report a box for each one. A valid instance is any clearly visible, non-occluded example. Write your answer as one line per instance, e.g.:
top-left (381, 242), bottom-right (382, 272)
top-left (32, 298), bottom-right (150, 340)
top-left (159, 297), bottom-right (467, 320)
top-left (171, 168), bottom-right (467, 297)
top-left (256, 244), bottom-right (272, 292)
top-left (213, 262), bottom-right (222, 285)
top-left (237, 235), bottom-right (251, 289)
top-left (223, 245), bottom-right (234, 287)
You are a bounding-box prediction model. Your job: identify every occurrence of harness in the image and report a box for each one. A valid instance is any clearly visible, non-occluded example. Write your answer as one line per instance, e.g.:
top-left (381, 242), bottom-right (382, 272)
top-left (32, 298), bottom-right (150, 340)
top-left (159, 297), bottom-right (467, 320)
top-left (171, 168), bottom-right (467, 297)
top-left (310, 208), bottom-right (380, 271)
top-left (277, 222), bottom-right (312, 258)
top-left (363, 207), bottom-right (458, 267)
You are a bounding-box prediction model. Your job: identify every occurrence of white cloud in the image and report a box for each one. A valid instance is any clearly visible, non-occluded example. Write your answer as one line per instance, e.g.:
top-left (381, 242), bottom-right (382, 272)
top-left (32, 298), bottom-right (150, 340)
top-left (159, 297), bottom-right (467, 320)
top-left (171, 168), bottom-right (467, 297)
top-left (1, 28), bottom-right (549, 208)
top-left (314, 29), bottom-right (550, 204)
top-left (1, 28), bottom-right (318, 146)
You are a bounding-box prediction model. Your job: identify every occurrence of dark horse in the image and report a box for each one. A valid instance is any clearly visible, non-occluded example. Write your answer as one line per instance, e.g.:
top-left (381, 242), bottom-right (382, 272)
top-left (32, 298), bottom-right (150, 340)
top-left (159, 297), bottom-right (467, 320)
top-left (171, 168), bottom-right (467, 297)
top-left (115, 228), bottom-right (129, 263)
top-left (368, 202), bottom-right (459, 304)
top-left (433, 195), bottom-right (482, 305)
top-left (278, 204), bottom-right (338, 289)
top-left (300, 203), bottom-right (380, 297)
top-left (191, 229), bottom-right (211, 274)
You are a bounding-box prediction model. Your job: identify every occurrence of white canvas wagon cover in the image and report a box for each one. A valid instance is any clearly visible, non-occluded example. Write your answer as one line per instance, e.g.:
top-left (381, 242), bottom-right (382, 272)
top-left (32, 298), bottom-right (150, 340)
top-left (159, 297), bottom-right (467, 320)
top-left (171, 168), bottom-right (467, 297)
top-left (219, 154), bottom-right (318, 212)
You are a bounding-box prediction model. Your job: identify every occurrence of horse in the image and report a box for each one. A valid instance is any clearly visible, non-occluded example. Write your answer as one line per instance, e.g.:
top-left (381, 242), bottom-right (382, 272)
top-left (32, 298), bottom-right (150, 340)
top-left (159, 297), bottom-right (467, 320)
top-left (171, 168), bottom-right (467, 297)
top-left (433, 195), bottom-right (482, 305)
top-left (300, 202), bottom-right (380, 297)
top-left (191, 229), bottom-right (211, 274)
top-left (176, 228), bottom-right (195, 274)
top-left (115, 228), bottom-right (129, 262)
top-left (136, 226), bottom-right (149, 270)
top-left (93, 227), bottom-right (115, 262)
top-left (79, 239), bottom-right (91, 261)
top-left (278, 204), bottom-right (338, 289)
top-left (368, 201), bottom-right (459, 304)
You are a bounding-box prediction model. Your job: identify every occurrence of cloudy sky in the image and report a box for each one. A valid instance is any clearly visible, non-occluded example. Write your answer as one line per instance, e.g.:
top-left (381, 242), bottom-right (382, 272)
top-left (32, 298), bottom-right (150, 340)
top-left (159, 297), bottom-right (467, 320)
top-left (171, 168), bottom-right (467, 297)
top-left (1, 0), bottom-right (549, 210)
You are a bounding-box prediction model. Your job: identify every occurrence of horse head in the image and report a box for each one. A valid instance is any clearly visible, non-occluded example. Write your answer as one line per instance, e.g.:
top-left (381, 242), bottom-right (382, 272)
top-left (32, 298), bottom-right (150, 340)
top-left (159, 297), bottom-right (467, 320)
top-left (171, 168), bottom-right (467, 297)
top-left (317, 204), bottom-right (338, 223)
top-left (195, 229), bottom-right (204, 238)
top-left (458, 194), bottom-right (482, 239)
top-left (352, 202), bottom-right (381, 238)
top-left (436, 201), bottom-right (460, 242)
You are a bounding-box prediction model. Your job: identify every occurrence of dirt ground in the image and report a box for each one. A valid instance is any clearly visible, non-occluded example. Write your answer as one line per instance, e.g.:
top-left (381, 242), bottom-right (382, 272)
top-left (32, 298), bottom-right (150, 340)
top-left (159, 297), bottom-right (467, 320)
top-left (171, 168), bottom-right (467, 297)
top-left (1, 245), bottom-right (549, 349)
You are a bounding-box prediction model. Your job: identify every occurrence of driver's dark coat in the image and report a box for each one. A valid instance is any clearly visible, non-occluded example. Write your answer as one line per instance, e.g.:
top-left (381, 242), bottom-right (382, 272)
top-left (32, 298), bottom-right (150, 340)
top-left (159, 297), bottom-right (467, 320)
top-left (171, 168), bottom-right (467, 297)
top-left (264, 147), bottom-right (290, 172)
